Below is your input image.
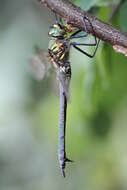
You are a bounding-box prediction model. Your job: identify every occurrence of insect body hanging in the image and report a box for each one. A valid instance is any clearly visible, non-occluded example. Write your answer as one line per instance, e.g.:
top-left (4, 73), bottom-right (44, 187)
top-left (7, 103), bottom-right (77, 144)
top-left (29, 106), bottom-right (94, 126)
top-left (48, 21), bottom-right (72, 177)
top-left (30, 12), bottom-right (100, 177)
top-left (48, 13), bottom-right (100, 177)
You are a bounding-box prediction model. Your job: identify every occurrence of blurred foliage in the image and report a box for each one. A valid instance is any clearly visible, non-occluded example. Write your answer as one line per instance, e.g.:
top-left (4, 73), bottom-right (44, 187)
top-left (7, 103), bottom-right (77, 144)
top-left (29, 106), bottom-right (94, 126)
top-left (119, 0), bottom-right (127, 31)
top-left (0, 0), bottom-right (127, 190)
top-left (72, 0), bottom-right (120, 10)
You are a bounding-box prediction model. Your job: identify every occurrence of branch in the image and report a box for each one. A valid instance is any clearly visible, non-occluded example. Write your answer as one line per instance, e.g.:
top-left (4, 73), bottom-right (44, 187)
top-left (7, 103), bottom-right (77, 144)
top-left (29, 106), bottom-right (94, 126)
top-left (38, 0), bottom-right (127, 55)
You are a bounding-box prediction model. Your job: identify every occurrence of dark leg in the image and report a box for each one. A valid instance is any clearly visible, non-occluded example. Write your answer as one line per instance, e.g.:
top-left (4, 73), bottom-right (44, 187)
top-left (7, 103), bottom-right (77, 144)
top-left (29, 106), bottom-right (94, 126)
top-left (53, 11), bottom-right (59, 23)
top-left (70, 14), bottom-right (89, 39)
top-left (71, 29), bottom-right (97, 46)
top-left (71, 15), bottom-right (100, 58)
top-left (70, 15), bottom-right (97, 43)
top-left (70, 34), bottom-right (88, 39)
top-left (71, 41), bottom-right (97, 46)
top-left (70, 29), bottom-right (88, 39)
top-left (72, 38), bottom-right (100, 58)
top-left (83, 15), bottom-right (98, 46)
top-left (53, 11), bottom-right (63, 25)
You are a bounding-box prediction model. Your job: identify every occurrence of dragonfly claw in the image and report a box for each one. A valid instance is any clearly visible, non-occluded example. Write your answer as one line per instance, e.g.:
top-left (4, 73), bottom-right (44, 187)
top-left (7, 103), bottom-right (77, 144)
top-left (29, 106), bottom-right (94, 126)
top-left (65, 157), bottom-right (73, 162)
top-left (60, 158), bottom-right (73, 178)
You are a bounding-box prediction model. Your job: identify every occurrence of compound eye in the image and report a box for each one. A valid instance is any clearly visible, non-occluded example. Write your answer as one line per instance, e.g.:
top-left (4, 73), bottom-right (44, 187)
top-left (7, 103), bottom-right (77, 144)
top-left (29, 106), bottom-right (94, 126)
top-left (49, 24), bottom-right (64, 38)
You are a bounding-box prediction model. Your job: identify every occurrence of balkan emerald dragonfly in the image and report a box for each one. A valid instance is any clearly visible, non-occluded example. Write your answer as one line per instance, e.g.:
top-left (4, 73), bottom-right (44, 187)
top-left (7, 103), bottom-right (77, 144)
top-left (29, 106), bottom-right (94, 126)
top-left (30, 12), bottom-right (100, 177)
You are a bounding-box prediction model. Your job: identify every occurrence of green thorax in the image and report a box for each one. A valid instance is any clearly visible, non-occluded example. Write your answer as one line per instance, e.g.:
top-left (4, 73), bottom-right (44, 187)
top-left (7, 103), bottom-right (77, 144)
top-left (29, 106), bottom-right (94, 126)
top-left (48, 23), bottom-right (73, 40)
top-left (48, 23), bottom-right (73, 65)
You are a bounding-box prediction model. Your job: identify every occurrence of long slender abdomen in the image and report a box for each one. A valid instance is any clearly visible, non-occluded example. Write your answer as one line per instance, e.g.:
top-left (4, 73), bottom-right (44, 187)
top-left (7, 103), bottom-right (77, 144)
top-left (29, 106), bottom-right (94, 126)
top-left (58, 82), bottom-right (67, 177)
top-left (58, 81), bottom-right (72, 177)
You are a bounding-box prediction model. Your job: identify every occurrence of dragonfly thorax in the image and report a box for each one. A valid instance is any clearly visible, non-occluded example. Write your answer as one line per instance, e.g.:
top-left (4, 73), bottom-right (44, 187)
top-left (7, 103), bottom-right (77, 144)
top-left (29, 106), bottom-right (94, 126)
top-left (48, 23), bottom-right (74, 40)
top-left (48, 39), bottom-right (70, 64)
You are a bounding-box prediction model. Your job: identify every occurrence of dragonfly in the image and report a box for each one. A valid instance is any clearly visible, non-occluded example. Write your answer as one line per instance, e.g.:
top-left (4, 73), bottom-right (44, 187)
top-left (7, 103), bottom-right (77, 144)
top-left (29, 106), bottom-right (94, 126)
top-left (30, 12), bottom-right (100, 177)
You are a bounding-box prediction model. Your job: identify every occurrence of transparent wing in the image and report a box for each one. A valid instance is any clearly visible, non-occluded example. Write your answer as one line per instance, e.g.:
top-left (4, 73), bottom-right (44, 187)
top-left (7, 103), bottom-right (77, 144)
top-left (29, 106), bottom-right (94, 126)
top-left (57, 69), bottom-right (71, 101)
top-left (29, 47), bottom-right (51, 81)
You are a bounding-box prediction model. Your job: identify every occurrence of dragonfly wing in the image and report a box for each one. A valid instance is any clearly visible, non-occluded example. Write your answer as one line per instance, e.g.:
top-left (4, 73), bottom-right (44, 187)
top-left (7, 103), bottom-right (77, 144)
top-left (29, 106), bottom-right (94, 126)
top-left (57, 69), bottom-right (71, 101)
top-left (29, 49), bottom-right (51, 81)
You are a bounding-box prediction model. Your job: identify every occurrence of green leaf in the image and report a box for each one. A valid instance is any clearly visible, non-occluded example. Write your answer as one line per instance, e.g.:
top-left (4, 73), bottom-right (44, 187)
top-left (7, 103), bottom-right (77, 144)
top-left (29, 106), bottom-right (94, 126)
top-left (72, 0), bottom-right (97, 11)
top-left (72, 0), bottom-right (120, 10)
top-left (119, 1), bottom-right (127, 31)
top-left (99, 6), bottom-right (110, 21)
top-left (95, 0), bottom-right (120, 6)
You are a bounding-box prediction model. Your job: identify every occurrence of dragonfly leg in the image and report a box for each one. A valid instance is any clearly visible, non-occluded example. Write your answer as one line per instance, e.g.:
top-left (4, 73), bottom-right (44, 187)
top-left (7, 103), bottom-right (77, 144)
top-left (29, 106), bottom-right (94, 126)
top-left (53, 11), bottom-right (63, 24)
top-left (70, 17), bottom-right (98, 45)
top-left (70, 14), bottom-right (100, 58)
top-left (71, 38), bottom-right (100, 58)
top-left (71, 41), bottom-right (97, 46)
top-left (61, 157), bottom-right (73, 177)
top-left (71, 15), bottom-right (100, 58)
top-left (70, 29), bottom-right (88, 39)
top-left (70, 14), bottom-right (89, 39)
top-left (83, 15), bottom-right (97, 43)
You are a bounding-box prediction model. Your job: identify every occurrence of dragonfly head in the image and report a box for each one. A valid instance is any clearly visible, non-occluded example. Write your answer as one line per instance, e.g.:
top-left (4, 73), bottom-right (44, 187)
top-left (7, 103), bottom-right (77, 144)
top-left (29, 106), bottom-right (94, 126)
top-left (48, 24), bottom-right (66, 39)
